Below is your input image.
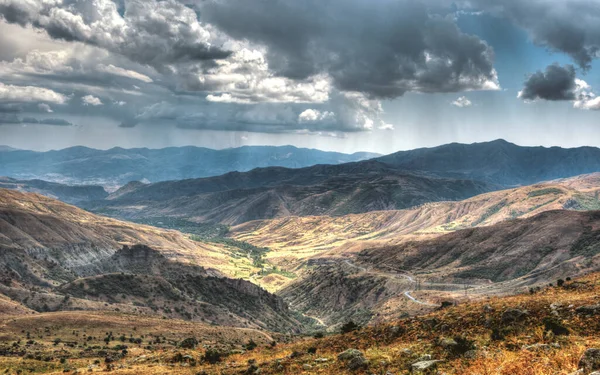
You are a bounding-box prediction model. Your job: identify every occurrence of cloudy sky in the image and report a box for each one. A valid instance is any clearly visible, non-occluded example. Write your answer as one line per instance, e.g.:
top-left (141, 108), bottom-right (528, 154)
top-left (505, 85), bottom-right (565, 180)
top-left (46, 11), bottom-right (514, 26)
top-left (0, 0), bottom-right (599, 154)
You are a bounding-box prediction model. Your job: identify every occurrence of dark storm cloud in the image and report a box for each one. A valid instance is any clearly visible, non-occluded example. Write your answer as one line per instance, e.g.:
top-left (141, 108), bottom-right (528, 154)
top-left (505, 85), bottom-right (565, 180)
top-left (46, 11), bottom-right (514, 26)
top-left (200, 0), bottom-right (499, 99)
top-left (20, 117), bottom-right (73, 126)
top-left (519, 64), bottom-right (578, 101)
top-left (0, 115), bottom-right (73, 126)
top-left (463, 0), bottom-right (600, 70)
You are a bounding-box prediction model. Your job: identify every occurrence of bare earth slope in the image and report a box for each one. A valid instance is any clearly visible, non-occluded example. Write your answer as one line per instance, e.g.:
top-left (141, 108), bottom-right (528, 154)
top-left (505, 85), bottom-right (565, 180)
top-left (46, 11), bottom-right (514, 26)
top-left (231, 174), bottom-right (600, 262)
top-left (0, 189), bottom-right (306, 333)
top-left (280, 209), bottom-right (600, 327)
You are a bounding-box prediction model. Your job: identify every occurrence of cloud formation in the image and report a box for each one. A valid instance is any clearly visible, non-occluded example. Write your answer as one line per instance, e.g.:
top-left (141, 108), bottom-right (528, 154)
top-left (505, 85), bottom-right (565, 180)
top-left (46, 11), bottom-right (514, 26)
top-left (201, 0), bottom-right (500, 99)
top-left (0, 114), bottom-right (73, 126)
top-left (452, 96), bottom-right (472, 107)
top-left (518, 64), bottom-right (578, 101)
top-left (0, 0), bottom-right (230, 68)
top-left (517, 63), bottom-right (600, 111)
top-left (81, 95), bottom-right (103, 106)
top-left (1, 0), bottom-right (597, 138)
top-left (0, 82), bottom-right (68, 104)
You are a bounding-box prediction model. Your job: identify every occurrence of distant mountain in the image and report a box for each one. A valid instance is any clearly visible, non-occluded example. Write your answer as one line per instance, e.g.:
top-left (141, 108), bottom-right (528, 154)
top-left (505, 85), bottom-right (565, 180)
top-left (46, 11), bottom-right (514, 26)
top-left (89, 161), bottom-right (496, 225)
top-left (0, 146), bottom-right (18, 152)
top-left (377, 139), bottom-right (600, 186)
top-left (0, 145), bottom-right (379, 189)
top-left (0, 177), bottom-right (108, 204)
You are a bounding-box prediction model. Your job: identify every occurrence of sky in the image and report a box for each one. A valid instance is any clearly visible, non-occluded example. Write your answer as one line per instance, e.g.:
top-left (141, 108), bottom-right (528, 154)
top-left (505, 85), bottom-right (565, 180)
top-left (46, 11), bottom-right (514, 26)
top-left (0, 0), bottom-right (599, 154)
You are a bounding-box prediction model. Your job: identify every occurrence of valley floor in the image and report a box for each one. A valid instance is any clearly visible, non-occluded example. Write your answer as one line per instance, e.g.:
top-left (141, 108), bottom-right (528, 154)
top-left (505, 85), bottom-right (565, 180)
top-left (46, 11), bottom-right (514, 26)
top-left (3, 272), bottom-right (600, 374)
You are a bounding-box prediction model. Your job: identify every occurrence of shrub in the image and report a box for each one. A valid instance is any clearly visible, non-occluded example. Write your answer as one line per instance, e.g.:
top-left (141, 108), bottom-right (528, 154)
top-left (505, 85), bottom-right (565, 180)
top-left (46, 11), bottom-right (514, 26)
top-left (179, 337), bottom-right (198, 349)
top-left (340, 321), bottom-right (360, 334)
top-left (245, 340), bottom-right (257, 351)
top-left (202, 348), bottom-right (227, 364)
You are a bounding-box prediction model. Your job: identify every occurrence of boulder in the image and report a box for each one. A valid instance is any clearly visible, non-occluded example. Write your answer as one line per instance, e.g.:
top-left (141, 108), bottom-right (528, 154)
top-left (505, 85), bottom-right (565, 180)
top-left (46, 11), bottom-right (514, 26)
top-left (337, 349), bottom-right (368, 371)
top-left (337, 349), bottom-right (364, 361)
top-left (579, 349), bottom-right (600, 374)
top-left (439, 338), bottom-right (458, 349)
top-left (576, 305), bottom-right (600, 316)
top-left (501, 308), bottom-right (528, 323)
top-left (411, 359), bottom-right (443, 373)
top-left (522, 344), bottom-right (552, 351)
top-left (347, 355), bottom-right (369, 371)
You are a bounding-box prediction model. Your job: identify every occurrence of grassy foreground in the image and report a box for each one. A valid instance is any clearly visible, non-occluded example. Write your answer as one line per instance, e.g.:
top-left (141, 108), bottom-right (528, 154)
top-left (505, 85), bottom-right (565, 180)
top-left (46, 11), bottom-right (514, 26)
top-left (3, 273), bottom-right (600, 374)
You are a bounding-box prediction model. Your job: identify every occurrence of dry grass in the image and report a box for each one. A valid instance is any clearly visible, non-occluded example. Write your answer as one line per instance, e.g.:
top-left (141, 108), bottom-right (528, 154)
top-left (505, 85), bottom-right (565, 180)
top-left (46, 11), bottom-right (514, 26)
top-left (2, 273), bottom-right (600, 374)
top-left (229, 177), bottom-right (600, 291)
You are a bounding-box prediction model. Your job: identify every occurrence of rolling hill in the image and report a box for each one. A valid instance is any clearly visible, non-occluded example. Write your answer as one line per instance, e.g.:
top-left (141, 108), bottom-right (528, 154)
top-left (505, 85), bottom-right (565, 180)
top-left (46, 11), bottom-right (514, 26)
top-left (0, 145), bottom-right (378, 189)
top-left (0, 177), bottom-right (108, 204)
top-left (88, 161), bottom-right (496, 225)
top-left (230, 173), bottom-right (600, 259)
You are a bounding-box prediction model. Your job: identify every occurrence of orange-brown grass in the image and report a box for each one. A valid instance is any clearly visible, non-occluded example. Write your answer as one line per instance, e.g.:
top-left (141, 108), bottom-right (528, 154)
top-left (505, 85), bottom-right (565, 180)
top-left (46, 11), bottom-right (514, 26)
top-left (3, 273), bottom-right (600, 374)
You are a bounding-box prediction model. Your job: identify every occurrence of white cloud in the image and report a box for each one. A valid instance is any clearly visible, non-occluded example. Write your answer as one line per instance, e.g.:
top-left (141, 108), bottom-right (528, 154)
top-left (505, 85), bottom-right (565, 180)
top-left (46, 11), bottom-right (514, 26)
top-left (0, 82), bottom-right (68, 104)
top-left (452, 96), bottom-right (472, 107)
top-left (574, 94), bottom-right (600, 110)
top-left (573, 79), bottom-right (600, 110)
top-left (185, 48), bottom-right (331, 104)
top-left (298, 109), bottom-right (335, 123)
top-left (38, 103), bottom-right (53, 112)
top-left (81, 95), bottom-right (103, 106)
top-left (96, 64), bottom-right (153, 83)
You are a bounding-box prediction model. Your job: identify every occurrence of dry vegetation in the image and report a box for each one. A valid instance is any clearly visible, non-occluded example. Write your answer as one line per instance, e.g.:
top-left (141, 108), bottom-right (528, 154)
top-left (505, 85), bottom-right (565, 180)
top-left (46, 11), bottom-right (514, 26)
top-left (2, 272), bottom-right (600, 374)
top-left (229, 175), bottom-right (600, 291)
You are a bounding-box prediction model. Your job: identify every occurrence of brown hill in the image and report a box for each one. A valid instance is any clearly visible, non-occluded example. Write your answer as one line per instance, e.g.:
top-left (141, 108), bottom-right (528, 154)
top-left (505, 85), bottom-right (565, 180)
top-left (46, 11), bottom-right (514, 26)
top-left (230, 174), bottom-right (600, 267)
top-left (0, 189), bottom-right (308, 332)
top-left (358, 209), bottom-right (600, 285)
top-left (279, 209), bottom-right (600, 327)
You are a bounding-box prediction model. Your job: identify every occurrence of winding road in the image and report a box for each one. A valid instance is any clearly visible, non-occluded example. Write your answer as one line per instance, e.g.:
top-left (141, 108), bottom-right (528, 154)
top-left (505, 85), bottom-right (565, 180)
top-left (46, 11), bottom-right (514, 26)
top-left (344, 260), bottom-right (437, 307)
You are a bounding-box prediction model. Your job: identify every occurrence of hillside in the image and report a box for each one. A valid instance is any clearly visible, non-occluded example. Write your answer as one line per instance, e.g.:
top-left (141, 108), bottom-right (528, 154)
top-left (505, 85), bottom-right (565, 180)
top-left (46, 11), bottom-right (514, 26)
top-left (278, 209), bottom-right (600, 327)
top-left (0, 189), bottom-right (308, 332)
top-left (358, 209), bottom-right (600, 285)
top-left (0, 145), bottom-right (378, 189)
top-left (377, 139), bottom-right (600, 186)
top-left (4, 272), bottom-right (600, 374)
top-left (88, 162), bottom-right (495, 225)
top-left (230, 173), bottom-right (600, 259)
top-left (0, 177), bottom-right (108, 204)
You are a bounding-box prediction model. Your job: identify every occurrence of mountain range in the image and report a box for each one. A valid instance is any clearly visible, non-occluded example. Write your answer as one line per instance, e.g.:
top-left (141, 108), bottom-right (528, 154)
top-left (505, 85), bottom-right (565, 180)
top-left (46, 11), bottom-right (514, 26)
top-left (0, 145), bottom-right (378, 189)
top-left (84, 140), bottom-right (600, 226)
top-left (2, 139), bottom-right (600, 335)
top-left (376, 139), bottom-right (600, 186)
